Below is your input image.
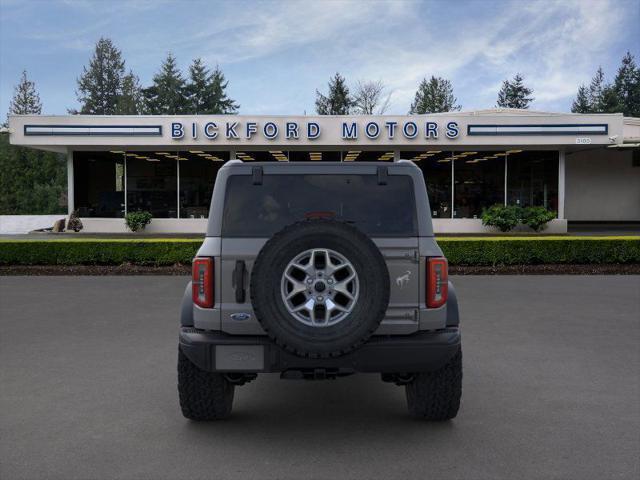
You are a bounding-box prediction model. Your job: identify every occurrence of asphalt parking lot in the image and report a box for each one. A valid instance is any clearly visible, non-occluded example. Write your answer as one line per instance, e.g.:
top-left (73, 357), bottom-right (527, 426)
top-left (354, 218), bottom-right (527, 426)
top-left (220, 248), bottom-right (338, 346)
top-left (1, 275), bottom-right (639, 480)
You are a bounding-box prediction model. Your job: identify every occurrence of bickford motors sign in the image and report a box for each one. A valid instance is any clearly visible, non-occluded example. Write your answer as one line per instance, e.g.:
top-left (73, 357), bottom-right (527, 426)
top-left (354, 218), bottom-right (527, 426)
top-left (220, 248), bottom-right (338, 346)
top-left (171, 119), bottom-right (461, 141)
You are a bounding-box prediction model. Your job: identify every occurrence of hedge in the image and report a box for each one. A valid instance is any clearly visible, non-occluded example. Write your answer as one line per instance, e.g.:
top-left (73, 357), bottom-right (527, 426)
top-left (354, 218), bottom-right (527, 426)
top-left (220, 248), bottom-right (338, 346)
top-left (0, 237), bottom-right (638, 266)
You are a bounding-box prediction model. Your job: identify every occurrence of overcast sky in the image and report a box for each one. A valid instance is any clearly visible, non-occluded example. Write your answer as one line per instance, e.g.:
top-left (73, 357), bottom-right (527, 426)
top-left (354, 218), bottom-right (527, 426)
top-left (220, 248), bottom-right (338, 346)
top-left (1, 0), bottom-right (638, 117)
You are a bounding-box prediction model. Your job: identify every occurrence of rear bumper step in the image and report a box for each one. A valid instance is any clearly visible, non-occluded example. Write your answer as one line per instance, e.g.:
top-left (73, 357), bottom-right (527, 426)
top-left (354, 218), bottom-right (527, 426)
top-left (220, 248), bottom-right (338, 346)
top-left (179, 327), bottom-right (461, 374)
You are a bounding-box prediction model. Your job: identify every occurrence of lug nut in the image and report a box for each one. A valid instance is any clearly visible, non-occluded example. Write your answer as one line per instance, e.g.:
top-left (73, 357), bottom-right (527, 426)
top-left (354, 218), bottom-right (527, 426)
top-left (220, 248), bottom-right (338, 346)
top-left (317, 296), bottom-right (324, 302)
top-left (327, 279), bottom-right (334, 284)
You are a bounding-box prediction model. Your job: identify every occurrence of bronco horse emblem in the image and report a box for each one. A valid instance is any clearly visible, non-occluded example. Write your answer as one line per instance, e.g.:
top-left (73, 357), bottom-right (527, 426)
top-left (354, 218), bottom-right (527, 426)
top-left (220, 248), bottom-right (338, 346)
top-left (396, 270), bottom-right (411, 288)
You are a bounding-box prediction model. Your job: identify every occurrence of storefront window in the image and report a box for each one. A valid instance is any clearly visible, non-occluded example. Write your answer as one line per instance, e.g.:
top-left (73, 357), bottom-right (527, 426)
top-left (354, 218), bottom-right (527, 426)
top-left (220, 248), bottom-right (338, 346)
top-left (179, 151), bottom-right (229, 218)
top-left (288, 151), bottom-right (341, 162)
top-left (507, 150), bottom-right (558, 212)
top-left (453, 151), bottom-right (505, 218)
top-left (126, 153), bottom-right (177, 218)
top-left (73, 151), bottom-right (125, 217)
top-left (402, 150), bottom-right (453, 218)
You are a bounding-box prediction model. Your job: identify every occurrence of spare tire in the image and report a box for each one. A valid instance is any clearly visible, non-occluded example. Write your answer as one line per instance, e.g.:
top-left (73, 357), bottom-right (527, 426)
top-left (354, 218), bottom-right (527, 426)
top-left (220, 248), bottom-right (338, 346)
top-left (250, 219), bottom-right (389, 358)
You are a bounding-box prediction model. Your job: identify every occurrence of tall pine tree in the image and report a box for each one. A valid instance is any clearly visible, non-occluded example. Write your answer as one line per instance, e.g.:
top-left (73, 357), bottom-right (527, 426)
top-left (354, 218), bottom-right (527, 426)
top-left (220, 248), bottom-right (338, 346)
top-left (8, 70), bottom-right (42, 117)
top-left (116, 71), bottom-right (144, 115)
top-left (613, 51), bottom-right (640, 117)
top-left (571, 85), bottom-right (591, 113)
top-left (1, 72), bottom-right (66, 215)
top-left (496, 74), bottom-right (534, 109)
top-left (315, 73), bottom-right (353, 115)
top-left (75, 38), bottom-right (126, 114)
top-left (143, 53), bottom-right (188, 114)
top-left (409, 76), bottom-right (460, 114)
top-left (185, 59), bottom-right (239, 114)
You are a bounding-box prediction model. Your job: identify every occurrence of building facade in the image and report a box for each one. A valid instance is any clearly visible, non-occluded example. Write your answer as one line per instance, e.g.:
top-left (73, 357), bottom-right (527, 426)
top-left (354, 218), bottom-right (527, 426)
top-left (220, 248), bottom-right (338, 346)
top-left (8, 109), bottom-right (640, 233)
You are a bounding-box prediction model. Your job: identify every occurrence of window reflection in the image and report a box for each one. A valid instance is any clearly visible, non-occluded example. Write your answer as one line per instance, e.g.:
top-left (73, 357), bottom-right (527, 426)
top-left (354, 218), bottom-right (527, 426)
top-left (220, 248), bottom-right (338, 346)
top-left (453, 151), bottom-right (505, 218)
top-left (507, 150), bottom-right (558, 212)
top-left (73, 151), bottom-right (125, 218)
top-left (402, 151), bottom-right (452, 218)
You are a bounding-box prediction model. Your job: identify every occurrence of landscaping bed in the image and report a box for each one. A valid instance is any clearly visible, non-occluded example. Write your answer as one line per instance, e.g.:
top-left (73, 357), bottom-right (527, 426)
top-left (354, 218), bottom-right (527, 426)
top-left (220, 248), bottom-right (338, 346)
top-left (0, 237), bottom-right (638, 275)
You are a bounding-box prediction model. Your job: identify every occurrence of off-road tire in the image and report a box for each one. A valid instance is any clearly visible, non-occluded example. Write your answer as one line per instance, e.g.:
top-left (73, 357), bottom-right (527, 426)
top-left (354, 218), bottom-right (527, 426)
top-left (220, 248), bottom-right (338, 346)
top-left (251, 219), bottom-right (390, 359)
top-left (405, 346), bottom-right (462, 421)
top-left (178, 347), bottom-right (235, 420)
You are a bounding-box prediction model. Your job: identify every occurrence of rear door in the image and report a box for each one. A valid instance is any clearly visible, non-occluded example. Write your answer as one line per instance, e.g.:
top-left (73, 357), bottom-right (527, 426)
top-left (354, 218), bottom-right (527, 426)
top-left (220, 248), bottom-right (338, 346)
top-left (218, 171), bottom-right (420, 335)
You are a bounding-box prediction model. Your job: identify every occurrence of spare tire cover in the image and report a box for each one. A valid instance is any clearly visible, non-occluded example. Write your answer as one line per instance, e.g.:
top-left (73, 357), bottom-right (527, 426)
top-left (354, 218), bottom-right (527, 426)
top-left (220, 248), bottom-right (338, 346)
top-left (250, 219), bottom-right (389, 358)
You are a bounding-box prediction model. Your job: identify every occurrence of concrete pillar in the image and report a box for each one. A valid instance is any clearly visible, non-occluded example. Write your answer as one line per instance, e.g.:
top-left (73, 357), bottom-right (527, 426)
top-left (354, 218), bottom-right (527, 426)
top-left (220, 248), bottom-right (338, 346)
top-left (393, 150), bottom-right (400, 162)
top-left (558, 149), bottom-right (566, 219)
top-left (66, 149), bottom-right (74, 215)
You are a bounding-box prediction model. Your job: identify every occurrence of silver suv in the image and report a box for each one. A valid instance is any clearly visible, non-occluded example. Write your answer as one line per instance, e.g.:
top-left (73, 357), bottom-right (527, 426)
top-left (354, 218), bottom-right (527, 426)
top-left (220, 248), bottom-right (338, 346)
top-left (178, 161), bottom-right (462, 420)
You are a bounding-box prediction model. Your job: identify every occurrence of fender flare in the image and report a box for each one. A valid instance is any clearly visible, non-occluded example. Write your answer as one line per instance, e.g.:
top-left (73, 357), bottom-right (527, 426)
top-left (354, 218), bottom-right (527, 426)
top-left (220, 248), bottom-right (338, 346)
top-left (180, 282), bottom-right (194, 327)
top-left (446, 281), bottom-right (460, 327)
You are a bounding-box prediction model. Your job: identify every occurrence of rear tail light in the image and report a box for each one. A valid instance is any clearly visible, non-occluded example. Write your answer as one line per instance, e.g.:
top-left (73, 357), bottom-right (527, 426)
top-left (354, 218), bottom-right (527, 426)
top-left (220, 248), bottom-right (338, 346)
top-left (192, 257), bottom-right (214, 308)
top-left (427, 257), bottom-right (448, 308)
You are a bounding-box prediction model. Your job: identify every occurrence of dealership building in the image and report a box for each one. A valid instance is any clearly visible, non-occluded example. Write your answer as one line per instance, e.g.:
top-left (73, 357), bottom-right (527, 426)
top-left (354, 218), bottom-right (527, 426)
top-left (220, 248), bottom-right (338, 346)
top-left (7, 109), bottom-right (640, 233)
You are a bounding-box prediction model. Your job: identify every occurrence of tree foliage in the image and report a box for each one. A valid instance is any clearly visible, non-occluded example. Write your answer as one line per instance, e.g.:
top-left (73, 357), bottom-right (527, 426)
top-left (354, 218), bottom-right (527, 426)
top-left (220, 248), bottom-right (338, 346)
top-left (409, 76), bottom-right (461, 114)
top-left (9, 70), bottom-right (42, 117)
top-left (571, 53), bottom-right (640, 116)
top-left (75, 37), bottom-right (129, 114)
top-left (353, 80), bottom-right (391, 114)
top-left (0, 134), bottom-right (67, 215)
top-left (315, 73), bottom-right (354, 115)
top-left (116, 71), bottom-right (145, 115)
top-left (496, 74), bottom-right (534, 109)
top-left (1, 72), bottom-right (66, 214)
top-left (186, 59), bottom-right (239, 114)
top-left (143, 53), bottom-right (188, 114)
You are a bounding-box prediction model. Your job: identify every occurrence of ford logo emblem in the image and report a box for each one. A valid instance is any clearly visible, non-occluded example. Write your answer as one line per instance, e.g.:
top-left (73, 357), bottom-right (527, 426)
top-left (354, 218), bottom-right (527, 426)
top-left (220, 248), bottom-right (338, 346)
top-left (230, 312), bottom-right (251, 321)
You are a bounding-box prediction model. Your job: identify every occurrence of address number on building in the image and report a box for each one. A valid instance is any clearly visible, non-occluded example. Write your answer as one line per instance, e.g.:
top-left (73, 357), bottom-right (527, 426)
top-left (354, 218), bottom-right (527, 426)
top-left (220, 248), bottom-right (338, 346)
top-left (576, 137), bottom-right (592, 144)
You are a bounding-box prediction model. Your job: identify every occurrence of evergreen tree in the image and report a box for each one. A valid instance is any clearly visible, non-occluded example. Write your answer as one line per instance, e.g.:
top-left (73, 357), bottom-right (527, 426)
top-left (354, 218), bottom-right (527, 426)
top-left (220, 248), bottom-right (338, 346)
top-left (409, 76), bottom-right (460, 114)
top-left (207, 65), bottom-right (239, 114)
top-left (143, 53), bottom-right (188, 114)
top-left (496, 73), bottom-right (534, 109)
top-left (116, 71), bottom-right (144, 115)
top-left (315, 73), bottom-right (353, 115)
top-left (186, 58), bottom-right (209, 114)
top-left (9, 70), bottom-right (42, 116)
top-left (587, 66), bottom-right (607, 112)
top-left (75, 37), bottom-right (126, 114)
top-left (185, 59), bottom-right (239, 114)
top-left (571, 85), bottom-right (591, 113)
top-left (613, 51), bottom-right (640, 117)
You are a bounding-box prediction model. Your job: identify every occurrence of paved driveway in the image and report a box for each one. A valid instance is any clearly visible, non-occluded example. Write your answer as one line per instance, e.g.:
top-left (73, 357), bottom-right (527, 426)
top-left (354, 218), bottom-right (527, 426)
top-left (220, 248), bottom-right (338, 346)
top-left (1, 276), bottom-right (638, 480)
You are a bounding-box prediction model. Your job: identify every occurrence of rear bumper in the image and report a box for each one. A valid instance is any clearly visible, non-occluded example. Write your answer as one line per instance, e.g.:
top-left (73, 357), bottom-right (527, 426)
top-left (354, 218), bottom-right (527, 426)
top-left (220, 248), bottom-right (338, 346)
top-left (179, 327), bottom-right (461, 374)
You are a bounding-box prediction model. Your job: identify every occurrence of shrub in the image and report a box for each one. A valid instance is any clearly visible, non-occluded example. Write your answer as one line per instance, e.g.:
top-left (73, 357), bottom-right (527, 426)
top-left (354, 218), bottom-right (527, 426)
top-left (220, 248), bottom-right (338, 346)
top-left (0, 238), bottom-right (638, 267)
top-left (125, 211), bottom-right (153, 232)
top-left (66, 210), bottom-right (83, 232)
top-left (521, 206), bottom-right (556, 232)
top-left (481, 205), bottom-right (520, 232)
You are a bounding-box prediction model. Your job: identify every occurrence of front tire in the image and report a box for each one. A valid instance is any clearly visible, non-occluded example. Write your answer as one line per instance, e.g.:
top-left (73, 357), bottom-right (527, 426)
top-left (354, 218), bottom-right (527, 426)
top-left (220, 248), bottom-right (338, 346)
top-left (405, 346), bottom-right (462, 421)
top-left (178, 347), bottom-right (234, 420)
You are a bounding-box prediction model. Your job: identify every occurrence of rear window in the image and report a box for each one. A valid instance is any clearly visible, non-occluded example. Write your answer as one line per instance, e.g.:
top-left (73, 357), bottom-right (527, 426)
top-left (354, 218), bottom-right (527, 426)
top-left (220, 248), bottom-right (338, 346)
top-left (222, 174), bottom-right (417, 237)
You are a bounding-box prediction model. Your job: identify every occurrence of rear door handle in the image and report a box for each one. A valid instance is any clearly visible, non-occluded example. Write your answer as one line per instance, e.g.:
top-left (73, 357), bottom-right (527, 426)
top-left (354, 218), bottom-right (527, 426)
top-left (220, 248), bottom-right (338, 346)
top-left (232, 260), bottom-right (246, 303)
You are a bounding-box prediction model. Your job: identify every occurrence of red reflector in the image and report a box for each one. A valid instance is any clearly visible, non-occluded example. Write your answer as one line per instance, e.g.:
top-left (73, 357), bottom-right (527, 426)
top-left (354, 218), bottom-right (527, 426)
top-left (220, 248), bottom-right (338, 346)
top-left (192, 257), bottom-right (214, 308)
top-left (427, 257), bottom-right (448, 308)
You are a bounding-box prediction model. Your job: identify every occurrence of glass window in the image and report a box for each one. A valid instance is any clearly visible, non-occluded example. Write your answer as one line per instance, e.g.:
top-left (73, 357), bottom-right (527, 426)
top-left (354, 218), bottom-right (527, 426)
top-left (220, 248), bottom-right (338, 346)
top-left (73, 151), bottom-right (125, 217)
top-left (507, 150), bottom-right (558, 212)
top-left (402, 150), bottom-right (453, 218)
top-left (222, 174), bottom-right (417, 237)
top-left (179, 151), bottom-right (229, 218)
top-left (453, 151), bottom-right (505, 218)
top-left (126, 153), bottom-right (177, 218)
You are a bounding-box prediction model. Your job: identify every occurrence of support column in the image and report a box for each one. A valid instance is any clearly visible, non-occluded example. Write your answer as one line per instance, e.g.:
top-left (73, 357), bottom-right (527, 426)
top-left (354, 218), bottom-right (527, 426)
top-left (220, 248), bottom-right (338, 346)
top-left (558, 149), bottom-right (566, 219)
top-left (393, 150), bottom-right (400, 162)
top-left (229, 150), bottom-right (236, 160)
top-left (66, 149), bottom-right (74, 216)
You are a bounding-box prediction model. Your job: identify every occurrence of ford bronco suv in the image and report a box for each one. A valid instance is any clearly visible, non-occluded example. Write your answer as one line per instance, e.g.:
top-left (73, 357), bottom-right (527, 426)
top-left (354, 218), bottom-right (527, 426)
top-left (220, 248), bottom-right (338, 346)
top-left (178, 160), bottom-right (462, 420)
